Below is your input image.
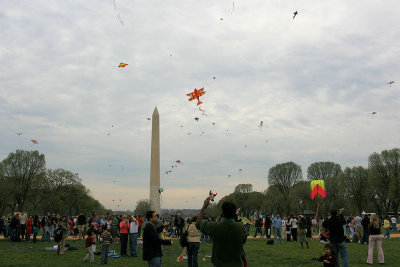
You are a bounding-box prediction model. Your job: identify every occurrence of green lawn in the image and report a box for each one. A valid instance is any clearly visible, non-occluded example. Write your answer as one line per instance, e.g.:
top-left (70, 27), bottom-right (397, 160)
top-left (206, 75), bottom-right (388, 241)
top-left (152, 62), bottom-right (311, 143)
top-left (0, 237), bottom-right (399, 266)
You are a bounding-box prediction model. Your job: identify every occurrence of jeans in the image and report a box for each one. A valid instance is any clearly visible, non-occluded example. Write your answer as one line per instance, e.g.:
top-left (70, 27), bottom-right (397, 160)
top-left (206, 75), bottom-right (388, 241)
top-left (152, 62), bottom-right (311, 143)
top-left (291, 228), bottom-right (298, 241)
top-left (187, 242), bottom-right (200, 267)
top-left (384, 228), bottom-right (390, 238)
top-left (50, 225), bottom-right (54, 237)
top-left (129, 233), bottom-right (138, 256)
top-left (148, 256), bottom-right (162, 267)
top-left (392, 222), bottom-right (397, 231)
top-left (332, 241), bottom-right (349, 267)
top-left (200, 233), bottom-right (209, 243)
top-left (253, 227), bottom-right (262, 237)
top-left (362, 229), bottom-right (369, 244)
top-left (273, 227), bottom-right (282, 243)
top-left (26, 233), bottom-right (31, 241)
top-left (120, 233), bottom-right (128, 256)
top-left (264, 228), bottom-right (271, 238)
top-left (101, 244), bottom-right (109, 264)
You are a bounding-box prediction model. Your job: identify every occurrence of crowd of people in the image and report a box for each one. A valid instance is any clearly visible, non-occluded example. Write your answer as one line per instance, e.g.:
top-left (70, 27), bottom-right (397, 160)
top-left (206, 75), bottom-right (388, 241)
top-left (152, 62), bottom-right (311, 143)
top-left (0, 208), bottom-right (398, 266)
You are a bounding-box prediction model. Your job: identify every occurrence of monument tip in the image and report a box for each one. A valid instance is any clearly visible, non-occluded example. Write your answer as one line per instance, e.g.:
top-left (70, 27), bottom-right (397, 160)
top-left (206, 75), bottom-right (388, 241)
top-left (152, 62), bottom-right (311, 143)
top-left (153, 107), bottom-right (159, 115)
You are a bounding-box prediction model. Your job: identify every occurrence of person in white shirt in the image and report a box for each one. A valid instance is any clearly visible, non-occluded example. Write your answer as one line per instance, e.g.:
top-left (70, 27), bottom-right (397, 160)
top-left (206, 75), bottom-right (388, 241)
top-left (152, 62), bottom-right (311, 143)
top-left (289, 215), bottom-right (298, 242)
top-left (129, 215), bottom-right (139, 257)
top-left (353, 214), bottom-right (363, 243)
top-left (391, 216), bottom-right (397, 231)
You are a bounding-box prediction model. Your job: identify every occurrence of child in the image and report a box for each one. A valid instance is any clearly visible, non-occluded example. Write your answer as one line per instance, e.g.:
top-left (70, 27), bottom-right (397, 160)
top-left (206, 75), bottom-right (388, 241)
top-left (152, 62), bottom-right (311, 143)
top-left (84, 230), bottom-right (96, 263)
top-left (312, 244), bottom-right (337, 267)
top-left (100, 225), bottom-right (112, 264)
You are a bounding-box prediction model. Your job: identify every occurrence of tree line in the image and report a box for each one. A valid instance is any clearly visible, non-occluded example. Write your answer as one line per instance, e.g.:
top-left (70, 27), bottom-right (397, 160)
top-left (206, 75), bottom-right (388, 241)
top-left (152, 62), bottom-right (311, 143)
top-left (0, 150), bottom-right (110, 216)
top-left (206, 148), bottom-right (400, 218)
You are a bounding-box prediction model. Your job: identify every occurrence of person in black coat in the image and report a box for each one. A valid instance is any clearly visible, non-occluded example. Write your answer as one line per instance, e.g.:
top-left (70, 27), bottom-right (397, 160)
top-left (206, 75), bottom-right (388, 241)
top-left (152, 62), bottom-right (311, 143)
top-left (322, 209), bottom-right (349, 267)
top-left (264, 216), bottom-right (272, 238)
top-left (174, 212), bottom-right (184, 237)
top-left (361, 215), bottom-right (370, 245)
top-left (143, 211), bottom-right (174, 266)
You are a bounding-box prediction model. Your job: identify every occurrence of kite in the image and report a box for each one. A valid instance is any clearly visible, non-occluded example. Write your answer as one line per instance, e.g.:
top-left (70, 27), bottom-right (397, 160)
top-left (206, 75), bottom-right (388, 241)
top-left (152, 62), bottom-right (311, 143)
top-left (199, 106), bottom-right (207, 117)
top-left (31, 140), bottom-right (38, 144)
top-left (212, 122), bottom-right (216, 126)
top-left (371, 112), bottom-right (376, 115)
top-left (258, 121), bottom-right (263, 128)
top-left (228, 174), bottom-right (231, 178)
top-left (176, 160), bottom-right (182, 164)
top-left (238, 169), bottom-right (243, 172)
top-left (112, 0), bottom-right (124, 25)
top-left (194, 117), bottom-right (200, 122)
top-left (293, 11), bottom-right (298, 19)
top-left (146, 118), bottom-right (151, 121)
top-left (207, 190), bottom-right (218, 201)
top-left (387, 81), bottom-right (395, 86)
top-left (187, 88), bottom-right (206, 106)
top-left (310, 180), bottom-right (327, 247)
top-left (220, 18), bottom-right (224, 21)
top-left (159, 188), bottom-right (164, 194)
top-left (310, 180), bottom-right (326, 200)
top-left (118, 63), bottom-right (128, 68)
top-left (213, 77), bottom-right (216, 80)
top-left (187, 132), bottom-right (192, 135)
top-left (16, 132), bottom-right (22, 136)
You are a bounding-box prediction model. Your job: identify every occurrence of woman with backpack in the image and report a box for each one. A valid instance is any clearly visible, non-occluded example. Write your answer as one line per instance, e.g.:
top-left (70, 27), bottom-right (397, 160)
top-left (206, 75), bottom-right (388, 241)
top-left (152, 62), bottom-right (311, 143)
top-left (56, 216), bottom-right (68, 255)
top-left (187, 216), bottom-right (201, 267)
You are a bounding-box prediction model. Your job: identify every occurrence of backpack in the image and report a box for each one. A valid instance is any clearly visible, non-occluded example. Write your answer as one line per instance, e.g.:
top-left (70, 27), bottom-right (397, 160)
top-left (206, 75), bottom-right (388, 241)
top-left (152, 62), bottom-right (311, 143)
top-left (54, 228), bottom-right (62, 242)
top-left (179, 225), bottom-right (190, 247)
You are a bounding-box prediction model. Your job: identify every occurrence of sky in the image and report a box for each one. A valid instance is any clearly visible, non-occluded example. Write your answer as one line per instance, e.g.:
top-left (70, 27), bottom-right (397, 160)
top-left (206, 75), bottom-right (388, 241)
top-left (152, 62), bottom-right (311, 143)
top-left (1, 0), bottom-right (399, 211)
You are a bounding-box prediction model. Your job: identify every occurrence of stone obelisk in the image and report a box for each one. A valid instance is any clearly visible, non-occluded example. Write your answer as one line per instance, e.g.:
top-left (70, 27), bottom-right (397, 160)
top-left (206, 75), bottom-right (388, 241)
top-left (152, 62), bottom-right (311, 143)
top-left (149, 107), bottom-right (161, 214)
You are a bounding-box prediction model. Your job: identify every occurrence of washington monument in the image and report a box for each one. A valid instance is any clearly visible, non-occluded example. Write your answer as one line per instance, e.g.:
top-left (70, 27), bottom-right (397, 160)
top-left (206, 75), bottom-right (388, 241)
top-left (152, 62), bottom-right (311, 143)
top-left (149, 107), bottom-right (160, 214)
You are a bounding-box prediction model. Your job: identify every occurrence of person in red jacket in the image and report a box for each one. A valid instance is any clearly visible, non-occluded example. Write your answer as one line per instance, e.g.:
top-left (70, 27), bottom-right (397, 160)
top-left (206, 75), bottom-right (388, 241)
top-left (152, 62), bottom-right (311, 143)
top-left (137, 215), bottom-right (144, 237)
top-left (26, 216), bottom-right (33, 241)
top-left (119, 216), bottom-right (130, 256)
top-left (68, 218), bottom-right (74, 236)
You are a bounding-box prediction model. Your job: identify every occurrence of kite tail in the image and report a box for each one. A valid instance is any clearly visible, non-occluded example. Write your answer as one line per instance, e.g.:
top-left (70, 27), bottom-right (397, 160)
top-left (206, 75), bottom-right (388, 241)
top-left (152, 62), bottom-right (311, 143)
top-left (199, 106), bottom-right (207, 117)
top-left (197, 101), bottom-right (203, 106)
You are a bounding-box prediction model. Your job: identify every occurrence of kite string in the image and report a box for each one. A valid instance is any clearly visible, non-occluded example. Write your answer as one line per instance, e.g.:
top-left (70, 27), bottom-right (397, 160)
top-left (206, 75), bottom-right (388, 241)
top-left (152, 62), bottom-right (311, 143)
top-left (311, 198), bottom-right (324, 247)
top-left (112, 0), bottom-right (124, 25)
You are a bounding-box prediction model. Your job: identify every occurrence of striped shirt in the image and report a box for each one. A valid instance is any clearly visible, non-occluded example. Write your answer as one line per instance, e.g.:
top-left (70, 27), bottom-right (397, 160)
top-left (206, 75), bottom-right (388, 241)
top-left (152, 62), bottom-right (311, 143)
top-left (100, 231), bottom-right (112, 245)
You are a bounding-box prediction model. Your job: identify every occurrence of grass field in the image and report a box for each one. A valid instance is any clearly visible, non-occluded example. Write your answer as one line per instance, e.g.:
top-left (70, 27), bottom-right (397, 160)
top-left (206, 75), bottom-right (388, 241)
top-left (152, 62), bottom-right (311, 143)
top-left (0, 236), bottom-right (399, 266)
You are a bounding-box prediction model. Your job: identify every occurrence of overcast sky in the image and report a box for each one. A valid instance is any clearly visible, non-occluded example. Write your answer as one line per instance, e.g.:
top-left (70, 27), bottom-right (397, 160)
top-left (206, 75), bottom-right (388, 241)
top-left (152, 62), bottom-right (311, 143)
top-left (1, 0), bottom-right (399, 210)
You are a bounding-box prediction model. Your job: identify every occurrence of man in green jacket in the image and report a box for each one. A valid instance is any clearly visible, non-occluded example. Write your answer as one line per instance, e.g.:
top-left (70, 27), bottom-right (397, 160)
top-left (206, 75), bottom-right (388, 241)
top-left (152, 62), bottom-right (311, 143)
top-left (196, 198), bottom-right (247, 267)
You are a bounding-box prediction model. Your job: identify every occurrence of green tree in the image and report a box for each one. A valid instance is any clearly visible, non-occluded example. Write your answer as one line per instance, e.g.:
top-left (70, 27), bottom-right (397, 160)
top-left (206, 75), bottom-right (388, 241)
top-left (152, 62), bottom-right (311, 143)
top-left (368, 148), bottom-right (400, 216)
top-left (234, 184), bottom-right (253, 193)
top-left (0, 150), bottom-right (46, 211)
top-left (343, 166), bottom-right (369, 214)
top-left (268, 162), bottom-right (302, 215)
top-left (134, 199), bottom-right (152, 216)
